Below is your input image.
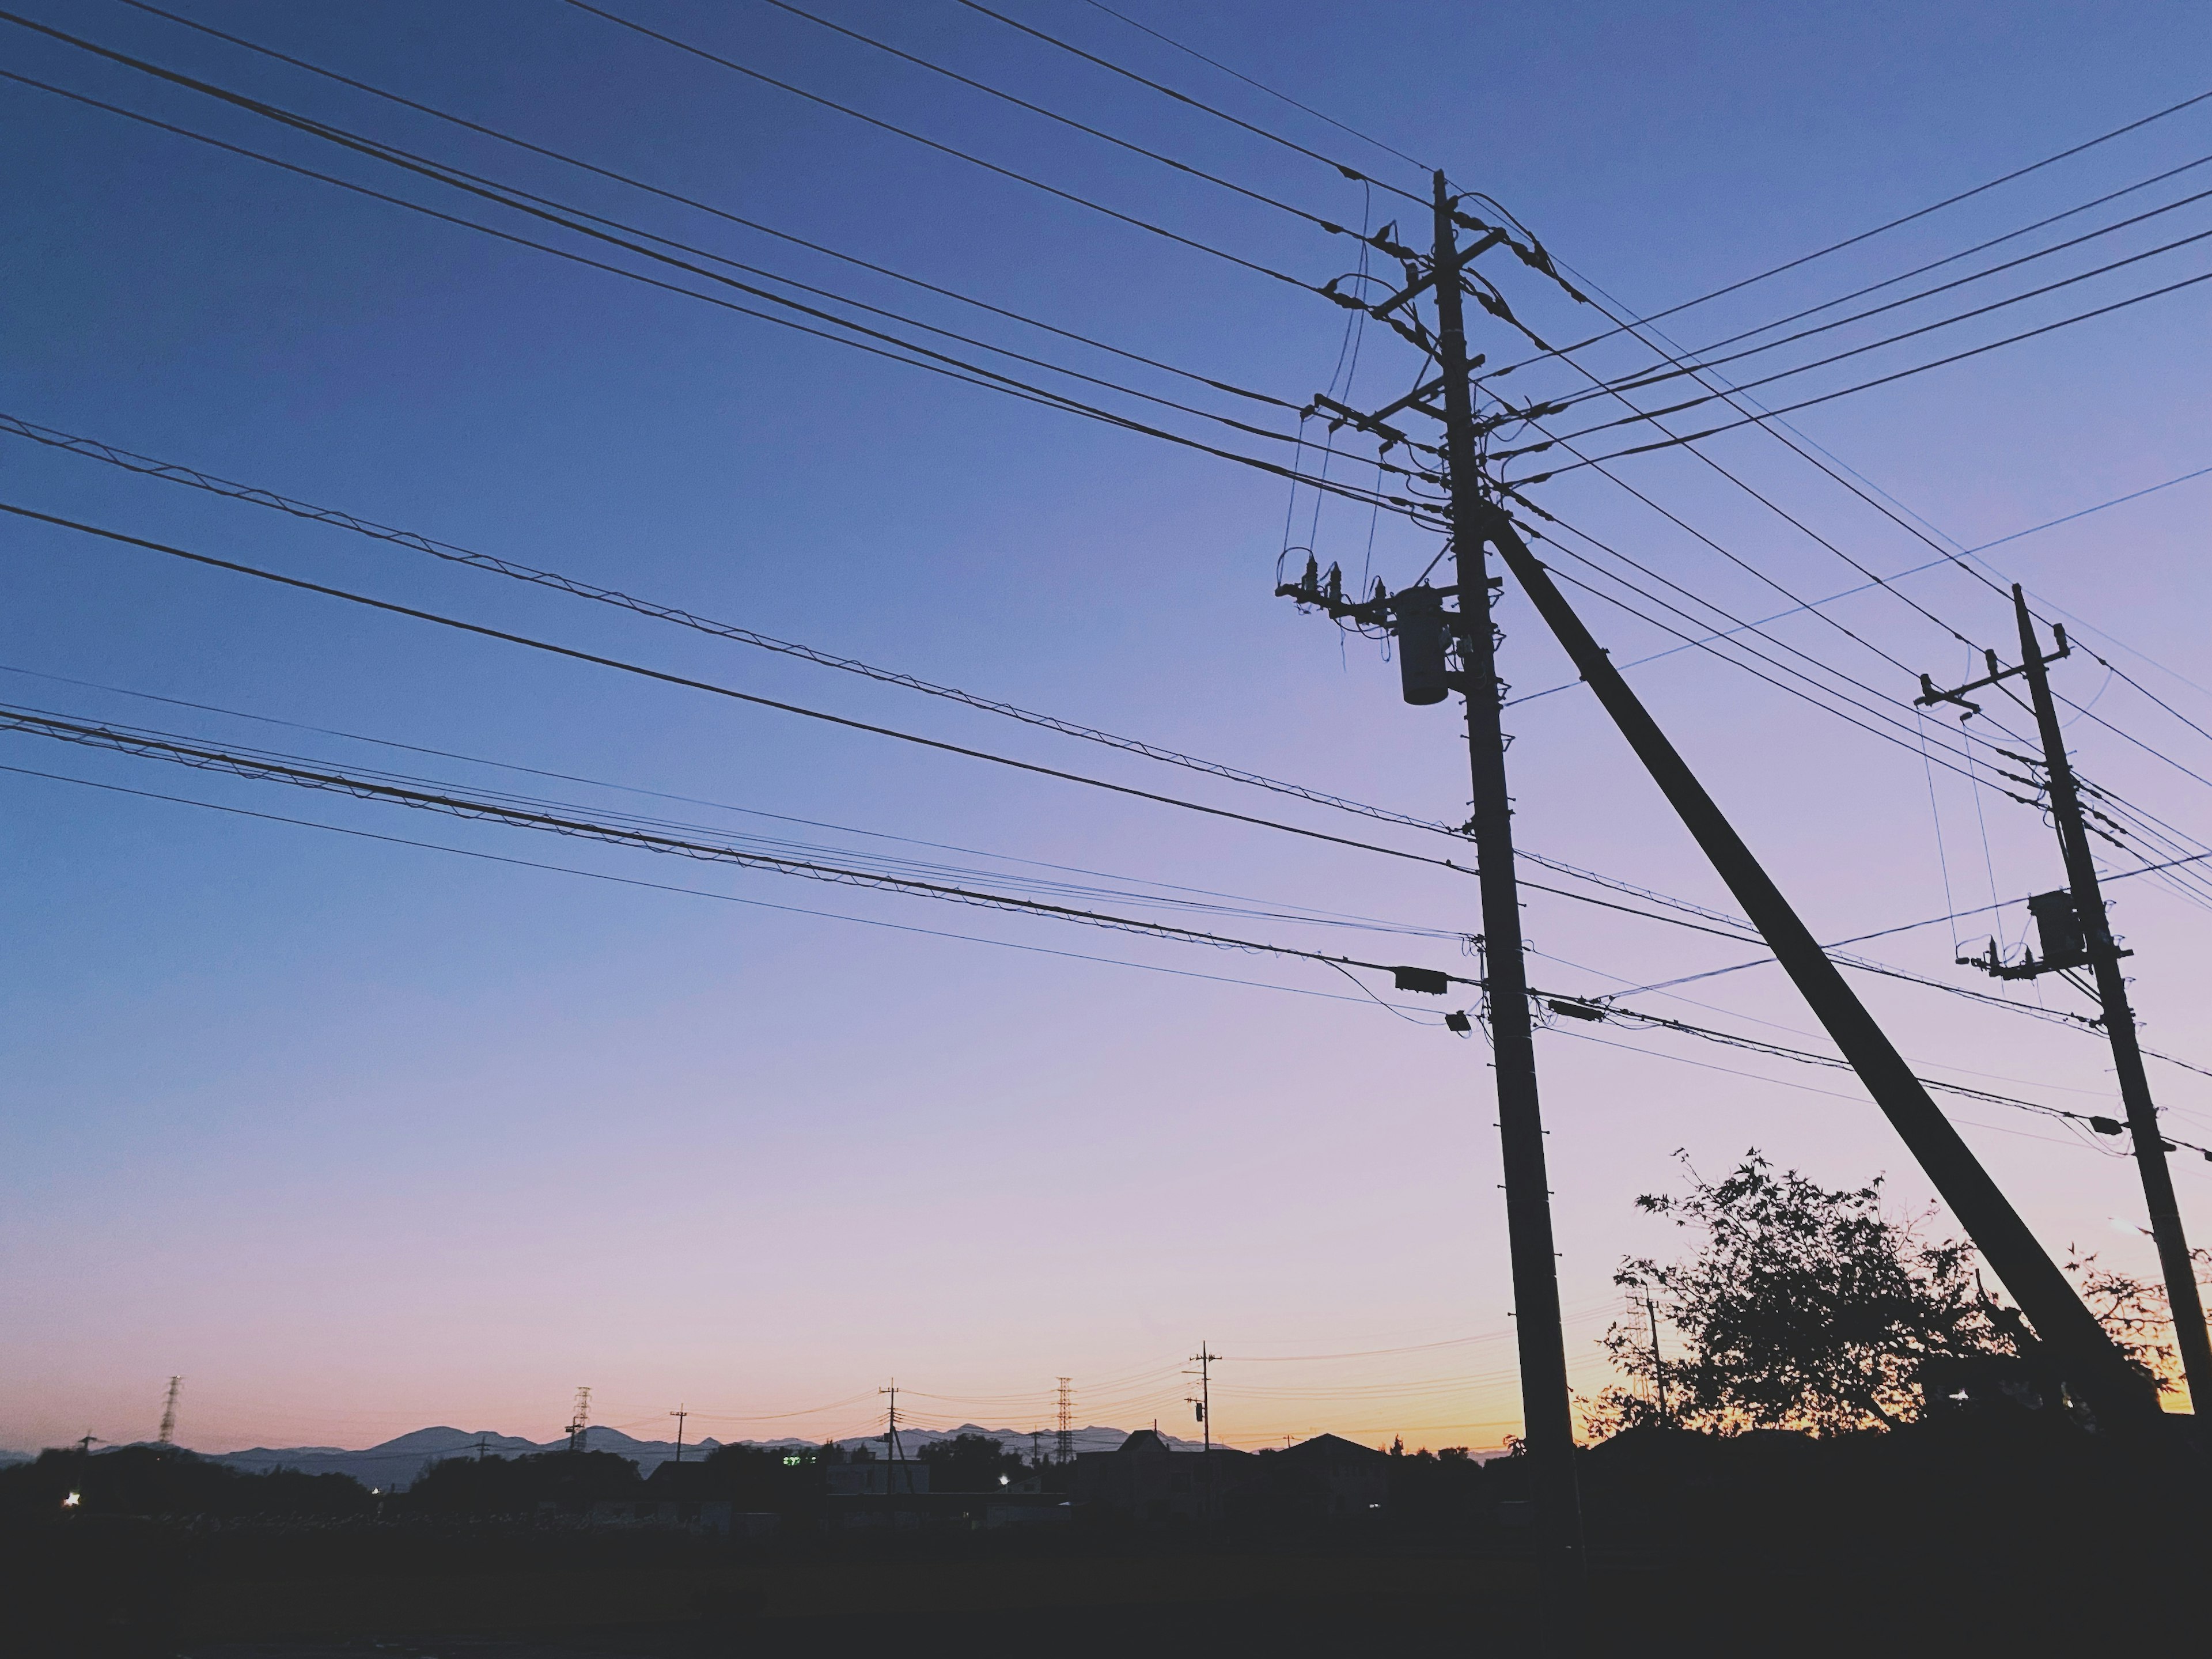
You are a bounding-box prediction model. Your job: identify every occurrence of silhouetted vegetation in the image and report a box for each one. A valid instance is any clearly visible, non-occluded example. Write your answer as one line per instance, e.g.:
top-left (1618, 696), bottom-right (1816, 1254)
top-left (1589, 1149), bottom-right (2179, 1435)
top-left (407, 1448), bottom-right (644, 1513)
top-left (0, 1445), bottom-right (370, 1521)
top-left (916, 1432), bottom-right (1028, 1490)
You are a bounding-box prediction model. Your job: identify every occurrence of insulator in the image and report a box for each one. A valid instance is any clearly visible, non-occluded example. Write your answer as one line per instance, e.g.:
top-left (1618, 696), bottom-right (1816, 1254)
top-left (1393, 586), bottom-right (1449, 706)
top-left (1299, 553), bottom-right (1320, 596)
top-left (1324, 562), bottom-right (1343, 604)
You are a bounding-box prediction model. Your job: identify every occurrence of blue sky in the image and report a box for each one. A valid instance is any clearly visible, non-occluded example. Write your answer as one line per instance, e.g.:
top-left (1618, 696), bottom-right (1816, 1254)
top-left (4, 0), bottom-right (2210, 1453)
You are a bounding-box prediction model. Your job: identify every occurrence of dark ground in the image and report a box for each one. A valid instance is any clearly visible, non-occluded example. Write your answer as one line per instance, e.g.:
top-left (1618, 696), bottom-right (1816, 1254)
top-left (9, 1415), bottom-right (2206, 1657)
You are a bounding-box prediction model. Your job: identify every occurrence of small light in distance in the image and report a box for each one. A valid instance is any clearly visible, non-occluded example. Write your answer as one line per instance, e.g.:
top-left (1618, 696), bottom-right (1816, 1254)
top-left (62, 1491), bottom-right (80, 1508)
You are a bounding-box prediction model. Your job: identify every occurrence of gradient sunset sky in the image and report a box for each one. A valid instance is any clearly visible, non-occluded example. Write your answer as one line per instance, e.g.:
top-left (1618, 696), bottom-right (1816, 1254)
top-left (5, 0), bottom-right (2210, 1457)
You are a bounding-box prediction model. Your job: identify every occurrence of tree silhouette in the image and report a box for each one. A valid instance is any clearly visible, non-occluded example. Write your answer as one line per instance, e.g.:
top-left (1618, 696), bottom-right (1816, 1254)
top-left (1593, 1152), bottom-right (2011, 1435)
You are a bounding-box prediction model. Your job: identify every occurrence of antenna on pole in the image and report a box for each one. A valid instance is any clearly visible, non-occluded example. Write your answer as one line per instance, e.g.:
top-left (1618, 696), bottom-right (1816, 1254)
top-left (156, 1377), bottom-right (181, 1447)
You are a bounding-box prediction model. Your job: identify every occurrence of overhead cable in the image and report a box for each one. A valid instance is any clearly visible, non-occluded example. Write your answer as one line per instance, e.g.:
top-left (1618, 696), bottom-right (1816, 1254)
top-left (753, 0), bottom-right (1366, 239)
top-left (1502, 81), bottom-right (2212, 363)
top-left (0, 500), bottom-right (1485, 875)
top-left (113, 0), bottom-right (1304, 412)
top-left (0, 709), bottom-right (1483, 992)
top-left (950, 0), bottom-right (1429, 208)
top-left (543, 0), bottom-right (1320, 287)
top-left (0, 70), bottom-right (1418, 520)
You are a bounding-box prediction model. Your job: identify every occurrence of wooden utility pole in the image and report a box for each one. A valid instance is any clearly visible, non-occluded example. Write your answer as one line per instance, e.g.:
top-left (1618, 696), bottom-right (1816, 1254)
top-left (2006, 586), bottom-right (2212, 1411)
top-left (1431, 171), bottom-right (1589, 1609)
top-left (669, 1404), bottom-right (689, 1465)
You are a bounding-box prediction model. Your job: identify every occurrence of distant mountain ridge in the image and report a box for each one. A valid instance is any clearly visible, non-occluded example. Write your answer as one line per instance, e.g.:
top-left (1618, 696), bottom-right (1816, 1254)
top-left (206, 1421), bottom-right (1191, 1486)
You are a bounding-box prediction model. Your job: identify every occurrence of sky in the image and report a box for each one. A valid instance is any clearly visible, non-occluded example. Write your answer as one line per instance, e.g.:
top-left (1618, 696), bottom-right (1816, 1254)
top-left (3, 0), bottom-right (2210, 1457)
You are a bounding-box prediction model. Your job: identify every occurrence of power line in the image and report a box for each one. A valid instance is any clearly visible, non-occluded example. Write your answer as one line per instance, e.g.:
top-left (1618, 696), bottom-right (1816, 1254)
top-left (0, 412), bottom-right (1450, 837)
top-left (1505, 81), bottom-right (2212, 362)
top-left (0, 499), bottom-right (1482, 875)
top-left (547, 0), bottom-right (1323, 287)
top-left (0, 758), bottom-right (1453, 1018)
top-left (952, 0), bottom-right (1430, 208)
top-left (1545, 182), bottom-right (2212, 415)
top-left (1527, 221), bottom-right (2212, 444)
top-left (1077, 0), bottom-right (1428, 175)
top-left (3, 414), bottom-right (1874, 946)
top-left (1510, 148), bottom-right (2212, 387)
top-left (0, 30), bottom-right (1404, 475)
top-left (1521, 261), bottom-right (2212, 478)
top-left (0, 699), bottom-right (1472, 940)
top-left (1501, 461), bottom-right (2212, 710)
top-left (753, 0), bottom-right (1363, 238)
top-left (0, 66), bottom-right (1421, 519)
top-left (112, 0), bottom-right (1308, 414)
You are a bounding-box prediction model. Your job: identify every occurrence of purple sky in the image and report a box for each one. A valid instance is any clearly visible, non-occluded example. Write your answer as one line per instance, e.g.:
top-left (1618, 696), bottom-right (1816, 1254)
top-left (4, 0), bottom-right (2210, 1455)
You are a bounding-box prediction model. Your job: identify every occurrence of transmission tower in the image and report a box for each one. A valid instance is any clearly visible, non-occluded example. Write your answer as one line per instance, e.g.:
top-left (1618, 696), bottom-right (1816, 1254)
top-left (566, 1385), bottom-right (591, 1453)
top-left (156, 1376), bottom-right (181, 1446)
top-left (1055, 1377), bottom-right (1074, 1465)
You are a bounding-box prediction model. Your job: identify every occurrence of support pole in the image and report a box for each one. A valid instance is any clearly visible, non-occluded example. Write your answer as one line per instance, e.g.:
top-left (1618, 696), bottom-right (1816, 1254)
top-left (1474, 505), bottom-right (2157, 1425)
top-left (1432, 173), bottom-right (1588, 1607)
top-left (2012, 585), bottom-right (2211, 1412)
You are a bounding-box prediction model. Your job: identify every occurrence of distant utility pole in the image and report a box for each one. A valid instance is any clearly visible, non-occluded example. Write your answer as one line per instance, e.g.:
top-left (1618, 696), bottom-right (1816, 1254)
top-left (566, 1386), bottom-right (592, 1454)
top-left (1189, 1342), bottom-right (1215, 1522)
top-left (669, 1404), bottom-right (689, 1465)
top-left (1055, 1378), bottom-right (1074, 1466)
top-left (156, 1376), bottom-right (181, 1447)
top-left (1643, 1291), bottom-right (1669, 1422)
top-left (76, 1433), bottom-right (102, 1457)
top-left (1921, 588), bottom-right (2212, 1411)
top-left (1190, 1343), bottom-right (1214, 1456)
top-left (878, 1380), bottom-right (906, 1467)
top-left (474, 1434), bottom-right (490, 1463)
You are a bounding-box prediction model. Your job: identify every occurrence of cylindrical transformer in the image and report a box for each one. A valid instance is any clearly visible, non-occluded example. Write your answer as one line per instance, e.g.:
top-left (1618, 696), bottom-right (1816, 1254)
top-left (1395, 586), bottom-right (1450, 705)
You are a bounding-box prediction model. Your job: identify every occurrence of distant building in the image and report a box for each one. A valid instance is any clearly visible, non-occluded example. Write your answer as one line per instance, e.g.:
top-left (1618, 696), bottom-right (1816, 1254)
top-left (825, 1461), bottom-right (929, 1496)
top-left (1262, 1433), bottom-right (1389, 1519)
top-left (1074, 1429), bottom-right (1250, 1522)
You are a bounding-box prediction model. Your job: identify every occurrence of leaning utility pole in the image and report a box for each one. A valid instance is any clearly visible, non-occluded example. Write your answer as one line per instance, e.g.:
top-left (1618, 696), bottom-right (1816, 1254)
top-left (669, 1404), bottom-right (689, 1465)
top-left (1923, 588), bottom-right (2212, 1411)
top-left (1473, 507), bottom-right (2156, 1424)
top-left (1430, 171), bottom-right (1588, 1607)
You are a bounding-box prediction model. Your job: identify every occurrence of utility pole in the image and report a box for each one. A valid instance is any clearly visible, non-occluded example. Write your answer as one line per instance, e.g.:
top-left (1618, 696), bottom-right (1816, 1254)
top-left (1055, 1377), bottom-right (1074, 1467)
top-left (1430, 170), bottom-right (1588, 1611)
top-left (669, 1404), bottom-right (689, 1465)
top-left (1190, 1342), bottom-right (1215, 1522)
top-left (1274, 172), bottom-right (1589, 1615)
top-left (475, 1434), bottom-right (490, 1463)
top-left (878, 1379), bottom-right (906, 1486)
top-left (75, 1433), bottom-right (102, 1457)
top-left (1922, 588), bottom-right (2212, 1411)
top-left (1643, 1291), bottom-right (1669, 1422)
top-left (156, 1377), bottom-right (181, 1447)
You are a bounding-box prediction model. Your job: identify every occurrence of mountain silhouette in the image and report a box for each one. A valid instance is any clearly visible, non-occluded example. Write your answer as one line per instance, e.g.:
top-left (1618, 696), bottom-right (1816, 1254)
top-left (203, 1421), bottom-right (1193, 1485)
